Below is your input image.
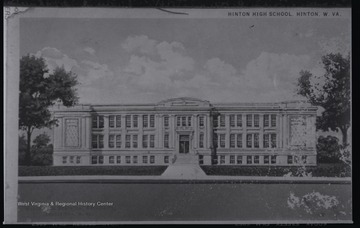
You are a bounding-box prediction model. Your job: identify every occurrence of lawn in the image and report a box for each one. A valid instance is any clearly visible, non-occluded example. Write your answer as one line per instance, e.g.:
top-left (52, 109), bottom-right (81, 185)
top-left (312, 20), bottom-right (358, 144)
top-left (18, 166), bottom-right (168, 176)
top-left (201, 163), bottom-right (351, 177)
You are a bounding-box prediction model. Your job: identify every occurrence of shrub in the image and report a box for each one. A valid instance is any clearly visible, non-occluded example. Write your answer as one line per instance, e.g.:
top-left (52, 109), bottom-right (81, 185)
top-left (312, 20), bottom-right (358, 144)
top-left (316, 135), bottom-right (342, 163)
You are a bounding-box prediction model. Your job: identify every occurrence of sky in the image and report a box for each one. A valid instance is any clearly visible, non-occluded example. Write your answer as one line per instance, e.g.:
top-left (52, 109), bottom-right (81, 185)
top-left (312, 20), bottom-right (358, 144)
top-left (20, 17), bottom-right (351, 105)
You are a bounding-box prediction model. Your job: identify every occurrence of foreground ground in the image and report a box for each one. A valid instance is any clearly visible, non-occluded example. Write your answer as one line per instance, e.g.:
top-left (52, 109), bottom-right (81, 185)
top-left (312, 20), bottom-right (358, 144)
top-left (19, 163), bottom-right (350, 177)
top-left (17, 182), bottom-right (352, 222)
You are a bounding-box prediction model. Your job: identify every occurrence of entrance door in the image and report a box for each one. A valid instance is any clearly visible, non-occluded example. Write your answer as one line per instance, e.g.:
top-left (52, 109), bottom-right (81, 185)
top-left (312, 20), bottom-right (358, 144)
top-left (179, 135), bottom-right (190, 154)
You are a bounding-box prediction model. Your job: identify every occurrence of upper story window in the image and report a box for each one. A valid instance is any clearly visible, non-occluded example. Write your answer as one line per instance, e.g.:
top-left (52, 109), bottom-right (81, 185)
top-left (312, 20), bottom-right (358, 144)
top-left (177, 116), bottom-right (192, 127)
top-left (230, 115), bottom-right (235, 127)
top-left (264, 115), bottom-right (270, 127)
top-left (246, 134), bottom-right (252, 148)
top-left (199, 133), bottom-right (204, 148)
top-left (187, 116), bottom-right (192, 126)
top-left (150, 135), bottom-right (155, 148)
top-left (271, 114), bottom-right (277, 127)
top-left (125, 135), bottom-right (131, 148)
top-left (237, 134), bottom-right (242, 148)
top-left (246, 114), bottom-right (252, 127)
top-left (132, 135), bottom-right (138, 148)
top-left (143, 115), bottom-right (148, 128)
top-left (213, 116), bottom-right (219, 128)
top-left (220, 114), bottom-right (225, 127)
top-left (116, 115), bottom-right (121, 128)
top-left (254, 133), bottom-right (259, 148)
top-left (230, 134), bottom-right (235, 148)
top-left (199, 116), bottom-right (204, 127)
top-left (164, 115), bottom-right (169, 127)
top-left (264, 133), bottom-right (277, 148)
top-left (236, 114), bottom-right (242, 127)
top-left (133, 115), bottom-right (138, 128)
top-left (92, 134), bottom-right (104, 148)
top-left (164, 133), bottom-right (169, 148)
top-left (125, 115), bottom-right (131, 128)
top-left (110, 115), bottom-right (121, 128)
top-left (109, 116), bottom-right (115, 128)
top-left (150, 115), bottom-right (155, 128)
top-left (254, 115), bottom-right (259, 127)
top-left (92, 115), bottom-right (104, 129)
top-left (219, 134), bottom-right (226, 148)
top-left (142, 135), bottom-right (148, 148)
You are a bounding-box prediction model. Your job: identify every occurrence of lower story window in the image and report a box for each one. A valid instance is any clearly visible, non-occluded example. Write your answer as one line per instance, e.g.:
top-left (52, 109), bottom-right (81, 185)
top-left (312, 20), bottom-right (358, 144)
top-left (91, 156), bottom-right (97, 164)
top-left (287, 155), bottom-right (293, 164)
top-left (150, 156), bottom-right (155, 164)
top-left (91, 156), bottom-right (103, 164)
top-left (264, 155), bottom-right (269, 164)
top-left (116, 156), bottom-right (121, 164)
top-left (126, 156), bottom-right (131, 164)
top-left (99, 156), bottom-right (104, 164)
top-left (76, 156), bottom-right (81, 164)
top-left (199, 155), bottom-right (204, 165)
top-left (271, 155), bottom-right (277, 164)
top-left (143, 156), bottom-right (148, 164)
top-left (164, 156), bottom-right (169, 164)
top-left (109, 156), bottom-right (114, 164)
top-left (247, 156), bottom-right (252, 164)
top-left (236, 155), bottom-right (242, 164)
top-left (69, 156), bottom-right (74, 164)
top-left (230, 155), bottom-right (235, 164)
top-left (220, 155), bottom-right (225, 164)
top-left (62, 156), bottom-right (67, 164)
top-left (133, 156), bottom-right (138, 164)
top-left (254, 155), bottom-right (259, 164)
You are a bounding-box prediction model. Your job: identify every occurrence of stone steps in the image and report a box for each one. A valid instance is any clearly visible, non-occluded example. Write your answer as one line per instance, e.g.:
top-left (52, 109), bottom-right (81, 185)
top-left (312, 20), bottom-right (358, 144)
top-left (173, 154), bottom-right (199, 165)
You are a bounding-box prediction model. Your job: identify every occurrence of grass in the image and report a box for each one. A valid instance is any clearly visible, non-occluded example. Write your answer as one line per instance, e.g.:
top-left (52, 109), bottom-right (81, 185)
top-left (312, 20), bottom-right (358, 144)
top-left (200, 163), bottom-right (351, 177)
top-left (18, 165), bottom-right (168, 176)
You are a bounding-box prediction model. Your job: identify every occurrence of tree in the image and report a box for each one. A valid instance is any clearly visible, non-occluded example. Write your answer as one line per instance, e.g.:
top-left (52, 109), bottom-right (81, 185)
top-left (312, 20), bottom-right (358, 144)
top-left (19, 55), bottom-right (79, 165)
top-left (316, 136), bottom-right (341, 163)
top-left (296, 53), bottom-right (350, 146)
top-left (31, 133), bottom-right (53, 166)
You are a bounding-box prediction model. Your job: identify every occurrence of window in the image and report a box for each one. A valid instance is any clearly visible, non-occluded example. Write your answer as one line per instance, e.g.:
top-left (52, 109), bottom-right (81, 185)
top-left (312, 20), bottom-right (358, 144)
top-left (199, 133), bottom-right (204, 148)
top-left (302, 155), bottom-right (307, 164)
top-left (150, 135), bottom-right (155, 148)
top-left (143, 115), bottom-right (148, 128)
top-left (182, 116), bottom-right (186, 126)
top-left (264, 155), bottom-right (270, 164)
top-left (177, 116), bottom-right (181, 126)
top-left (237, 156), bottom-right (242, 164)
top-left (98, 156), bottom-right (104, 164)
top-left (271, 134), bottom-right (277, 148)
top-left (199, 155), bottom-right (204, 165)
top-left (220, 134), bottom-right (226, 148)
top-left (109, 115), bottom-right (115, 128)
top-left (142, 135), bottom-right (148, 148)
top-left (214, 134), bottom-right (218, 148)
top-left (133, 115), bottom-right (138, 128)
top-left (150, 156), bottom-right (155, 164)
top-left (125, 115), bottom-right (131, 128)
top-left (220, 114), bottom-right (225, 127)
top-left (92, 115), bottom-right (104, 128)
top-left (230, 134), bottom-right (235, 148)
top-left (213, 117), bottom-right (218, 128)
top-left (230, 155), bottom-right (235, 164)
top-left (230, 115), bottom-right (235, 127)
top-left (187, 116), bottom-right (192, 126)
top-left (254, 114), bottom-right (259, 127)
top-left (237, 114), bottom-right (242, 127)
top-left (116, 115), bottom-right (121, 128)
top-left (164, 156), bottom-right (169, 164)
top-left (92, 135), bottom-right (104, 148)
top-left (132, 135), bottom-right (138, 148)
top-left (143, 156), bottom-right (148, 164)
top-left (125, 135), bottom-right (131, 148)
top-left (133, 156), bottom-right (138, 164)
top-left (254, 155), bottom-right (259, 164)
top-left (109, 135), bottom-right (115, 148)
top-left (62, 156), bottom-right (67, 164)
top-left (199, 116), bottom-right (204, 127)
top-left (263, 134), bottom-right (270, 148)
top-left (247, 156), bottom-right (253, 164)
top-left (116, 156), bottom-right (121, 164)
top-left (246, 114), bottom-right (252, 127)
top-left (91, 156), bottom-right (97, 164)
top-left (254, 133), bottom-right (259, 148)
top-left (150, 115), bottom-right (155, 127)
top-left (287, 155), bottom-right (293, 164)
top-left (109, 156), bottom-right (114, 164)
top-left (164, 115), bottom-right (169, 127)
top-left (116, 135), bottom-right (121, 148)
top-left (237, 134), bottom-right (242, 148)
top-left (271, 155), bottom-right (277, 164)
top-left (220, 155), bottom-right (225, 164)
top-left (164, 134), bottom-right (169, 148)
top-left (264, 115), bottom-right (269, 127)
top-left (76, 156), bottom-right (81, 164)
top-left (246, 134), bottom-right (252, 148)
top-left (271, 114), bottom-right (277, 127)
top-left (126, 156), bottom-right (131, 164)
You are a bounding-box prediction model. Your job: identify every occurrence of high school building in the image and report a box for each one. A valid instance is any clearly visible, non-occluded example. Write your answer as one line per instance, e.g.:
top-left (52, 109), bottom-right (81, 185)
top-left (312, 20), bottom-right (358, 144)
top-left (52, 97), bottom-right (317, 166)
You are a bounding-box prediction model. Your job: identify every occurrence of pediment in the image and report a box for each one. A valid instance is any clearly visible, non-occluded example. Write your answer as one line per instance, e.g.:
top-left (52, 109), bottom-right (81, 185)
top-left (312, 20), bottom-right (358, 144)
top-left (157, 97), bottom-right (211, 107)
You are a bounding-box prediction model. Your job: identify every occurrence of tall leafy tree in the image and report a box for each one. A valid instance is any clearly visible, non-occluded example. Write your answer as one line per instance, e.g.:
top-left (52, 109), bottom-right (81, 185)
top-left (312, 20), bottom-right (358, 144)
top-left (296, 53), bottom-right (350, 146)
top-left (19, 55), bottom-right (79, 165)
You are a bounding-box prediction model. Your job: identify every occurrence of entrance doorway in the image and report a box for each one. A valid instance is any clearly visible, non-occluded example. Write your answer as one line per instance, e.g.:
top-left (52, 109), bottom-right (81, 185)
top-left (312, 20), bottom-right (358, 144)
top-left (179, 135), bottom-right (190, 154)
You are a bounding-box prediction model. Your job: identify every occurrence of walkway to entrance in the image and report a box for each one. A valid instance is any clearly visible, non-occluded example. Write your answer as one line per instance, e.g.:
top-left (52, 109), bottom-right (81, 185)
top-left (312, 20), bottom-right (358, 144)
top-left (161, 154), bottom-right (207, 178)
